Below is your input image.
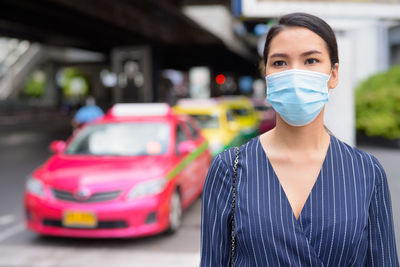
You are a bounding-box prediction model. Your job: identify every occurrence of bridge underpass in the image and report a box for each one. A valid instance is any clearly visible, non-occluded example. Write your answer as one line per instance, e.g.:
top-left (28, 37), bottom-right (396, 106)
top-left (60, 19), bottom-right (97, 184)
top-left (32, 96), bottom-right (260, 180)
top-left (0, 0), bottom-right (258, 108)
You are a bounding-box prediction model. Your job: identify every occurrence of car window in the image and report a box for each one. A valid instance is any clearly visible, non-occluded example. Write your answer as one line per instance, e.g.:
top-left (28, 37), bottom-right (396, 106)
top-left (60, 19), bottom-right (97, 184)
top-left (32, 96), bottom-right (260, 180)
top-left (232, 108), bottom-right (249, 117)
top-left (185, 121), bottom-right (199, 139)
top-left (65, 122), bottom-right (170, 156)
top-left (226, 110), bottom-right (235, 122)
top-left (190, 114), bottom-right (219, 129)
top-left (176, 124), bottom-right (188, 144)
top-left (175, 123), bottom-right (191, 154)
top-left (255, 105), bottom-right (272, 111)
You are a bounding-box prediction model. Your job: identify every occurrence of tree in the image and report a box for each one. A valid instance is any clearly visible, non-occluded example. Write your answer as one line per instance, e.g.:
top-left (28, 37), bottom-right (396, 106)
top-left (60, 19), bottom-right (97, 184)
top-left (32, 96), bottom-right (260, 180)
top-left (355, 66), bottom-right (400, 139)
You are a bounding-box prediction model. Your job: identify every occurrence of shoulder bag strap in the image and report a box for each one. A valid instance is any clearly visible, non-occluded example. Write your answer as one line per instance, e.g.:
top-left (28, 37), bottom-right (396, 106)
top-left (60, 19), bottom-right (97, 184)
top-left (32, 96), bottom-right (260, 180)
top-left (230, 146), bottom-right (239, 267)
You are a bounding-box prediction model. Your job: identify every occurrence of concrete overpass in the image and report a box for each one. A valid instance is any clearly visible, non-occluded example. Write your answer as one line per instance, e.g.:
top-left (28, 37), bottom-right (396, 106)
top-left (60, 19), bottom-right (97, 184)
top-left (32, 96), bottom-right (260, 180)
top-left (0, 0), bottom-right (258, 104)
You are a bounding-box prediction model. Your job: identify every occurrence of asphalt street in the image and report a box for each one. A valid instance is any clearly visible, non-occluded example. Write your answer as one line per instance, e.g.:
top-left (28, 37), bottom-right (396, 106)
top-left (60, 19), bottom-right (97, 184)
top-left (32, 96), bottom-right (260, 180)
top-left (0, 114), bottom-right (399, 266)
top-left (0, 114), bottom-right (202, 267)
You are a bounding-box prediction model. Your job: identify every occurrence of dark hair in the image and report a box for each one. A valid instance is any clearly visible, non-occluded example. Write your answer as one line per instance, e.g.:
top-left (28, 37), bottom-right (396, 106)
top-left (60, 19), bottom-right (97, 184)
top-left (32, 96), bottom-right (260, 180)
top-left (263, 13), bottom-right (339, 68)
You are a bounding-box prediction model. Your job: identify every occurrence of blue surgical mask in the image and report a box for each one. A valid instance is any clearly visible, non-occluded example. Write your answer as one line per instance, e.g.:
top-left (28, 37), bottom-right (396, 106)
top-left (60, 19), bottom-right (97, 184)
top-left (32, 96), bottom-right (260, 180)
top-left (266, 69), bottom-right (330, 126)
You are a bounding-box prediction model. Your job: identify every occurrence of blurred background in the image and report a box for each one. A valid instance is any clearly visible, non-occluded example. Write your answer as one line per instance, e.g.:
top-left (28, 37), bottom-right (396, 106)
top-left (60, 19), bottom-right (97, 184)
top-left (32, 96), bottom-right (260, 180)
top-left (0, 0), bottom-right (399, 266)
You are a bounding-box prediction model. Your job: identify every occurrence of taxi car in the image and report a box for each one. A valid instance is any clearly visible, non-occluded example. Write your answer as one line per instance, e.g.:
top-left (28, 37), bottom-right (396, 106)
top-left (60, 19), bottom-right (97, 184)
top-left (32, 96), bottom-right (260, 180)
top-left (219, 96), bottom-right (260, 142)
top-left (173, 98), bottom-right (243, 156)
top-left (251, 98), bottom-right (276, 134)
top-left (24, 103), bottom-right (211, 238)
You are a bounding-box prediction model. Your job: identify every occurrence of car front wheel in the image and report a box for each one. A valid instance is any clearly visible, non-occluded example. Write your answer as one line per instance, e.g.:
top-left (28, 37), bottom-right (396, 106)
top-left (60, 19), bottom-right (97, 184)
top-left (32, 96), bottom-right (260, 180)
top-left (166, 190), bottom-right (182, 234)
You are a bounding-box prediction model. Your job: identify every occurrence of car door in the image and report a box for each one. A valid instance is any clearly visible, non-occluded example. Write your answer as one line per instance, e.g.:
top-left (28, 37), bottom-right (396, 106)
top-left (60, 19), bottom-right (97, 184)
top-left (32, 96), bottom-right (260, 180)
top-left (174, 121), bottom-right (195, 208)
top-left (183, 118), bottom-right (211, 200)
top-left (174, 118), bottom-right (209, 209)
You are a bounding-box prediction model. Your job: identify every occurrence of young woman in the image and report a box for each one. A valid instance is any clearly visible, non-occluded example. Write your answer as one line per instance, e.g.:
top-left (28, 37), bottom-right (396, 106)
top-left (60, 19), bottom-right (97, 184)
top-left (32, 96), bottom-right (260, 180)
top-left (200, 13), bottom-right (399, 267)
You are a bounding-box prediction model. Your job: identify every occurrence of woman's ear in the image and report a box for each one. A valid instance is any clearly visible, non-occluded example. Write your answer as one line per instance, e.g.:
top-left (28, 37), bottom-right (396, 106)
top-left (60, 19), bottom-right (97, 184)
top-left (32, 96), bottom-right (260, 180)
top-left (328, 63), bottom-right (339, 89)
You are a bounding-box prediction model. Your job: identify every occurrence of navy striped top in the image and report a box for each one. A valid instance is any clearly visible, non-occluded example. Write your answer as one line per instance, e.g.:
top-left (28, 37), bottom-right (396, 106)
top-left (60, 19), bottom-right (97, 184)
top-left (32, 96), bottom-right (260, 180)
top-left (200, 135), bottom-right (399, 266)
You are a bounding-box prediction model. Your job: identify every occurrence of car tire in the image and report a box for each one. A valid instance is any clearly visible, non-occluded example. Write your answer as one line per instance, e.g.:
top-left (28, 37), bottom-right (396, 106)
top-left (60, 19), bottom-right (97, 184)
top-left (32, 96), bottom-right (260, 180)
top-left (166, 190), bottom-right (182, 234)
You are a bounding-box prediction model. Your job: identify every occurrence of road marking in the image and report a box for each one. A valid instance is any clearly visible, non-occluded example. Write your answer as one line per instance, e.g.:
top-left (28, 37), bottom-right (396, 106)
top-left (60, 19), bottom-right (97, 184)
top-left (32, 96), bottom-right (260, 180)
top-left (0, 214), bottom-right (15, 226)
top-left (0, 223), bottom-right (25, 242)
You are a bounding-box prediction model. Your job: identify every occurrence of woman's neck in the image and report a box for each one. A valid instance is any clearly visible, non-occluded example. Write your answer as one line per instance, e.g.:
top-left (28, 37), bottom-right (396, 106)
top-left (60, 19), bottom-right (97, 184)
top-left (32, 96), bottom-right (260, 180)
top-left (268, 111), bottom-right (330, 153)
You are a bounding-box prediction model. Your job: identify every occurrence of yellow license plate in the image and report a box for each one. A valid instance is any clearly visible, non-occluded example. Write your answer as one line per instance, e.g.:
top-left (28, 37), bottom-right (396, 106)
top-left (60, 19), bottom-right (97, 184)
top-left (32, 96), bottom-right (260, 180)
top-left (63, 211), bottom-right (97, 228)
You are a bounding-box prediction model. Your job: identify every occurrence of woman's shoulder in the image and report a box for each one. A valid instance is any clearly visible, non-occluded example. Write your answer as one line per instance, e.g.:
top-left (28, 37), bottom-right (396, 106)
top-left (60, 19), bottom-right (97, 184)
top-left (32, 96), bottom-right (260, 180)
top-left (205, 144), bottom-right (247, 191)
top-left (331, 135), bottom-right (377, 162)
top-left (215, 147), bottom-right (237, 166)
top-left (217, 136), bottom-right (259, 162)
top-left (331, 135), bottom-right (385, 182)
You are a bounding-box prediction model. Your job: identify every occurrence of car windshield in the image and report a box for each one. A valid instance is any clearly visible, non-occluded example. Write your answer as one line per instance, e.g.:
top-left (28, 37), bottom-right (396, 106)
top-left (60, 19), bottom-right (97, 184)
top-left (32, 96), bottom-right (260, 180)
top-left (226, 110), bottom-right (235, 122)
top-left (191, 114), bottom-right (219, 129)
top-left (254, 105), bottom-right (271, 112)
top-left (232, 108), bottom-right (249, 117)
top-left (65, 122), bottom-right (170, 156)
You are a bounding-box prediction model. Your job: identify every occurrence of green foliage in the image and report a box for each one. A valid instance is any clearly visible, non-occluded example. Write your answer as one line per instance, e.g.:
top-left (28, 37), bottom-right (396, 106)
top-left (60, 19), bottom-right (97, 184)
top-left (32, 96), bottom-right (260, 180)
top-left (355, 65), bottom-right (400, 139)
top-left (60, 68), bottom-right (89, 97)
top-left (23, 70), bottom-right (46, 98)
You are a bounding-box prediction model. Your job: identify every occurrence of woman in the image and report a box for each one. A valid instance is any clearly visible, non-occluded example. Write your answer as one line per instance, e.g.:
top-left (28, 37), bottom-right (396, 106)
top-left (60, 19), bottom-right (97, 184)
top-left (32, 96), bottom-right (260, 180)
top-left (200, 13), bottom-right (399, 267)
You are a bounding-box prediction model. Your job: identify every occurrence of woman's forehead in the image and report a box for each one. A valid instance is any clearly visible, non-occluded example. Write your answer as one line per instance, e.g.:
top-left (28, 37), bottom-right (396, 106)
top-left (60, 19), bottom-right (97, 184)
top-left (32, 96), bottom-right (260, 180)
top-left (268, 27), bottom-right (328, 55)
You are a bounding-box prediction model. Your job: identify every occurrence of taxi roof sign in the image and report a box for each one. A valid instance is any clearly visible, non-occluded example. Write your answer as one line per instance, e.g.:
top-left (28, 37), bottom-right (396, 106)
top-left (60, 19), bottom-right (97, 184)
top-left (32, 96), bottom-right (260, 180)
top-left (176, 98), bottom-right (220, 107)
top-left (219, 95), bottom-right (247, 101)
top-left (109, 103), bottom-right (172, 117)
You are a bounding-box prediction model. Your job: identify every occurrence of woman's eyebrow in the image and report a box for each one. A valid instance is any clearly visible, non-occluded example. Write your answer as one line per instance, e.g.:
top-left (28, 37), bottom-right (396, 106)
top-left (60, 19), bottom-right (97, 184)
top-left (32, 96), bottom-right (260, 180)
top-left (269, 50), bottom-right (322, 58)
top-left (269, 53), bottom-right (288, 58)
top-left (301, 50), bottom-right (322, 56)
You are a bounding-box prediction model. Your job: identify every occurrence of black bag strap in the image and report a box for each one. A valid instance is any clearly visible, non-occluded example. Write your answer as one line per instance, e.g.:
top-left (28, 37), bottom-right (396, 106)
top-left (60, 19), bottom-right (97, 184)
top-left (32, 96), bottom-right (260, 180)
top-left (230, 147), bottom-right (239, 267)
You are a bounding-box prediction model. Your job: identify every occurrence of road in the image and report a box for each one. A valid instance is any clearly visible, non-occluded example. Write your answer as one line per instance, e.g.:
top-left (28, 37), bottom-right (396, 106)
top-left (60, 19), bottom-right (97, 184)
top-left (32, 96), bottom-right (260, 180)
top-left (0, 114), bottom-right (399, 266)
top-left (0, 114), bottom-right (202, 267)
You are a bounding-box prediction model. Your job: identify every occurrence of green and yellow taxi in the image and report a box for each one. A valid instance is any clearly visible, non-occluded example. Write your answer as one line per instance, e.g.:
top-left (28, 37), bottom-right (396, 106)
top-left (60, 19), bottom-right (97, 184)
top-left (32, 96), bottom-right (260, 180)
top-left (219, 96), bottom-right (260, 142)
top-left (173, 99), bottom-right (243, 156)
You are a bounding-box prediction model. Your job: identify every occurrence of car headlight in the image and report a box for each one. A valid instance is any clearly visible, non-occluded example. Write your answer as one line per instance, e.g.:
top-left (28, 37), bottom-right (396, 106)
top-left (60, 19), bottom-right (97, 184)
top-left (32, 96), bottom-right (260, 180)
top-left (127, 178), bottom-right (167, 200)
top-left (26, 175), bottom-right (45, 198)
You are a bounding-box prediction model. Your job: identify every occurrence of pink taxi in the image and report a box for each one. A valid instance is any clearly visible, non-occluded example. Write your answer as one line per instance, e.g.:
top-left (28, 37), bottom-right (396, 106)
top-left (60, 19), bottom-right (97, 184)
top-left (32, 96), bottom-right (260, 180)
top-left (24, 103), bottom-right (211, 238)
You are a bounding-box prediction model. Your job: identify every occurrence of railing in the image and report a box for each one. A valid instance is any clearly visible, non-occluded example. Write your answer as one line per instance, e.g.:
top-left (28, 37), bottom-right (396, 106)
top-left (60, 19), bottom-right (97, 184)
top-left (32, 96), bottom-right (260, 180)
top-left (0, 38), bottom-right (30, 80)
top-left (0, 38), bottom-right (46, 100)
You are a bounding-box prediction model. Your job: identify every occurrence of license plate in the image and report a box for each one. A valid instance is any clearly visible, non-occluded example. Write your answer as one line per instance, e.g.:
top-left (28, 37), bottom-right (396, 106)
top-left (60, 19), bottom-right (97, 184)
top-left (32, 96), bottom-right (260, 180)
top-left (63, 211), bottom-right (97, 228)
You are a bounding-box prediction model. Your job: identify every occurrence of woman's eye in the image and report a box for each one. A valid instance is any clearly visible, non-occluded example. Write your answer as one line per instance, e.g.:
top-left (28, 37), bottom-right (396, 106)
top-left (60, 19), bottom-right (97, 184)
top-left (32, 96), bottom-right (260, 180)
top-left (305, 58), bottom-right (320, 64)
top-left (273, 60), bottom-right (286, 67)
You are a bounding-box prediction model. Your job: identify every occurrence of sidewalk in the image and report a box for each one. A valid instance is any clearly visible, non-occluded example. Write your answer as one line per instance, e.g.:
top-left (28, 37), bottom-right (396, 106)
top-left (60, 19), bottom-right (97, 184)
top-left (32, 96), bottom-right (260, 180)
top-left (0, 110), bottom-right (72, 149)
top-left (0, 109), bottom-right (71, 128)
top-left (360, 145), bottom-right (400, 257)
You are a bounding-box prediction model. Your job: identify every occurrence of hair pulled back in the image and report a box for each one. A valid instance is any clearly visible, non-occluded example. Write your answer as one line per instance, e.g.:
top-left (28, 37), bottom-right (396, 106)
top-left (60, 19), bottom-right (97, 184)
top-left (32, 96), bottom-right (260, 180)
top-left (263, 13), bottom-right (339, 68)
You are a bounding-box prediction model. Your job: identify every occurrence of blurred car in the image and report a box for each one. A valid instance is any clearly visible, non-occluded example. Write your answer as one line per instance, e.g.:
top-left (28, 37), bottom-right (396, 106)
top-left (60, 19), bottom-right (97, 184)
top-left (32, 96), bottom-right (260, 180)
top-left (173, 98), bottom-right (243, 156)
top-left (251, 98), bottom-right (276, 133)
top-left (24, 103), bottom-right (211, 238)
top-left (219, 96), bottom-right (260, 142)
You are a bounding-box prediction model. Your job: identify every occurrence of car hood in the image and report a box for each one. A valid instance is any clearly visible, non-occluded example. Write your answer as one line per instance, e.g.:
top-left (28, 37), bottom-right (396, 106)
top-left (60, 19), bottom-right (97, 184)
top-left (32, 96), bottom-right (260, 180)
top-left (201, 129), bottom-right (223, 140)
top-left (35, 154), bottom-right (172, 189)
top-left (236, 116), bottom-right (257, 126)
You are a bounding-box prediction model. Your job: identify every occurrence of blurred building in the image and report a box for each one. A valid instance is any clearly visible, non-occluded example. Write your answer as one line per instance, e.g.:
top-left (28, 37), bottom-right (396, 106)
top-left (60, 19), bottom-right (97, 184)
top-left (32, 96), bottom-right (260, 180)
top-left (390, 25), bottom-right (400, 65)
top-left (0, 0), bottom-right (257, 110)
top-left (2, 0), bottom-right (398, 145)
top-left (234, 0), bottom-right (400, 145)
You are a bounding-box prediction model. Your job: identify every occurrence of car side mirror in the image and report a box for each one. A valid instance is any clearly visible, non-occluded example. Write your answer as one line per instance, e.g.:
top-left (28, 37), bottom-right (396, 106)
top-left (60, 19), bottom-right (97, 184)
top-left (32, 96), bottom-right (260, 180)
top-left (49, 140), bottom-right (66, 154)
top-left (178, 140), bottom-right (196, 155)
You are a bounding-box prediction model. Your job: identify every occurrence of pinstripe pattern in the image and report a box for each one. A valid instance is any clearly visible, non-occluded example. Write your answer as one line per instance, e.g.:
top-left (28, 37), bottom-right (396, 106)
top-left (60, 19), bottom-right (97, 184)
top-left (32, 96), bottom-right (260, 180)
top-left (200, 135), bottom-right (399, 267)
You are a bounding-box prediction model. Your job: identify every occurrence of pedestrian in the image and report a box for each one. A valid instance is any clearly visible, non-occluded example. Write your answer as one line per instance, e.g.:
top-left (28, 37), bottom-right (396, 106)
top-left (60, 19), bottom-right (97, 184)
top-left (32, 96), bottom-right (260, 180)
top-left (200, 12), bottom-right (399, 267)
top-left (71, 96), bottom-right (104, 129)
